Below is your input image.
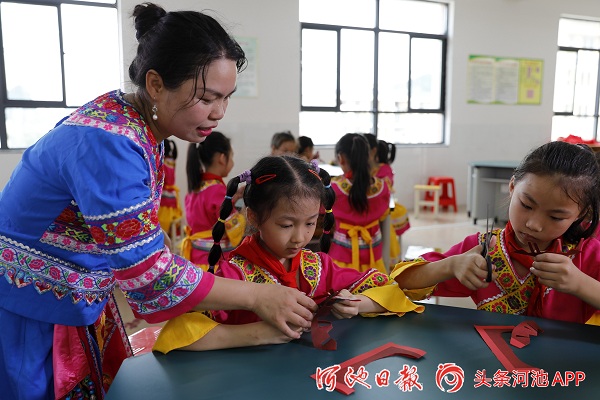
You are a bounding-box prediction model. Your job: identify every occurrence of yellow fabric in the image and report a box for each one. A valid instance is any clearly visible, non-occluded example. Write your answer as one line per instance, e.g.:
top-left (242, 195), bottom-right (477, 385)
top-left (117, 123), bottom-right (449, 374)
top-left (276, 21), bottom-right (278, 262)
top-left (180, 228), bottom-right (213, 262)
top-left (225, 213), bottom-right (246, 247)
top-left (359, 284), bottom-right (425, 317)
top-left (388, 224), bottom-right (400, 260)
top-left (390, 260), bottom-right (436, 301)
top-left (153, 312), bottom-right (219, 354)
top-left (158, 185), bottom-right (183, 232)
top-left (585, 311), bottom-right (600, 326)
top-left (339, 219), bottom-right (379, 271)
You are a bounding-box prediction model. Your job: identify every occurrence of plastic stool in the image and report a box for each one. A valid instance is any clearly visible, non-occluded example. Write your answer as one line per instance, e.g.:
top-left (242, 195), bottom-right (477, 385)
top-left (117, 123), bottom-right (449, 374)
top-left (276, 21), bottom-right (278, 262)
top-left (425, 176), bottom-right (457, 212)
top-left (414, 184), bottom-right (441, 218)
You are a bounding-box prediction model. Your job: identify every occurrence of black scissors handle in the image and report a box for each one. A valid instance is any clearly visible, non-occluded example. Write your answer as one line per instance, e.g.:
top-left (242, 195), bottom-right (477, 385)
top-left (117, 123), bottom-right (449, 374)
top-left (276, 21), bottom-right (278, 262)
top-left (481, 213), bottom-right (494, 283)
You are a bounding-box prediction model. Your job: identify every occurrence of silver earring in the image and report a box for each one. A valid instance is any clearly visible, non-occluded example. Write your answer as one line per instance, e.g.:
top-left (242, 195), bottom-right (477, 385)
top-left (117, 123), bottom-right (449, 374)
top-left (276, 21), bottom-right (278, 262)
top-left (152, 104), bottom-right (158, 121)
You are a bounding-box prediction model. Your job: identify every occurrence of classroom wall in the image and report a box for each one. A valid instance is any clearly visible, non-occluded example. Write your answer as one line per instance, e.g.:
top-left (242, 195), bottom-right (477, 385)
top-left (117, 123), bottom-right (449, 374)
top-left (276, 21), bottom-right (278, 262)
top-left (2, 0), bottom-right (600, 216)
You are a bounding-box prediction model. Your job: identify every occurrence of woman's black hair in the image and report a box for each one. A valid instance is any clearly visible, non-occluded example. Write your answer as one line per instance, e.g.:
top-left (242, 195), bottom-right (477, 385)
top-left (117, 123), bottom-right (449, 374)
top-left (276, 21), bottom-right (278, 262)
top-left (186, 131), bottom-right (232, 192)
top-left (377, 139), bottom-right (396, 164)
top-left (513, 141), bottom-right (600, 242)
top-left (208, 155), bottom-right (335, 268)
top-left (335, 133), bottom-right (372, 214)
top-left (129, 3), bottom-right (246, 105)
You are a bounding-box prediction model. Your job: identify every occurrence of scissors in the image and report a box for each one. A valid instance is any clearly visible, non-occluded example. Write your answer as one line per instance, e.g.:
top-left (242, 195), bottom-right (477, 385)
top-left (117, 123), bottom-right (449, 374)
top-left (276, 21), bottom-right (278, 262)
top-left (481, 210), bottom-right (494, 283)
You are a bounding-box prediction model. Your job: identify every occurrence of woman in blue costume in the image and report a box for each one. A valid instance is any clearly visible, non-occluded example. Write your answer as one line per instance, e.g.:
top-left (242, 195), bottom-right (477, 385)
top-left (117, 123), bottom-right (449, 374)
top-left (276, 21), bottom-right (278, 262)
top-left (0, 3), bottom-right (316, 399)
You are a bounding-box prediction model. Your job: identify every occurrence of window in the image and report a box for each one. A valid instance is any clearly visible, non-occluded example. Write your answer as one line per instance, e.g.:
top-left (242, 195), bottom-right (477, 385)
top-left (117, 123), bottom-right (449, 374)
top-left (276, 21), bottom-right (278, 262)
top-left (552, 17), bottom-right (600, 141)
top-left (299, 0), bottom-right (448, 145)
top-left (0, 0), bottom-right (120, 150)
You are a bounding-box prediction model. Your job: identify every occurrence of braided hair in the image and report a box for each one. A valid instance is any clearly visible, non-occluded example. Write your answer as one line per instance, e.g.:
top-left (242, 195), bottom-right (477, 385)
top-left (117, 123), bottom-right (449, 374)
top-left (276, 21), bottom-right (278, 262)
top-left (208, 155), bottom-right (335, 268)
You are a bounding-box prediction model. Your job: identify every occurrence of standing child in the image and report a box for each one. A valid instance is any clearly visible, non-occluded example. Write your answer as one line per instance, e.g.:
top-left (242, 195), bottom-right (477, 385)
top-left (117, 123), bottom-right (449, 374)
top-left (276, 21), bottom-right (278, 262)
top-left (329, 134), bottom-right (391, 273)
top-left (394, 141), bottom-right (600, 324)
top-left (374, 139), bottom-right (409, 263)
top-left (158, 139), bottom-right (183, 235)
top-left (182, 131), bottom-right (246, 271)
top-left (153, 155), bottom-right (422, 352)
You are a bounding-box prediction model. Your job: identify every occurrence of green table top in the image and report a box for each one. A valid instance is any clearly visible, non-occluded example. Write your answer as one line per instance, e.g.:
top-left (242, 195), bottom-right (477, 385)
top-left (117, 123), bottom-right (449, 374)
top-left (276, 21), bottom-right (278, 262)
top-left (106, 304), bottom-right (600, 399)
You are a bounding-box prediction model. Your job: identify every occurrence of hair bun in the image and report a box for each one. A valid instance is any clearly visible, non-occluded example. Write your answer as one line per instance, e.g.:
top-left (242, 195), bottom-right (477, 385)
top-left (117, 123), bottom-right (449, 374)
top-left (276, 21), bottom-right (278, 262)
top-left (132, 2), bottom-right (167, 40)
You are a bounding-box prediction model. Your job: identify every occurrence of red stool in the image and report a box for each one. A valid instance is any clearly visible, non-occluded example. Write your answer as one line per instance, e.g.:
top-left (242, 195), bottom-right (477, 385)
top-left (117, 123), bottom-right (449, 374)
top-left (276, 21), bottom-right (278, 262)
top-left (425, 176), bottom-right (457, 212)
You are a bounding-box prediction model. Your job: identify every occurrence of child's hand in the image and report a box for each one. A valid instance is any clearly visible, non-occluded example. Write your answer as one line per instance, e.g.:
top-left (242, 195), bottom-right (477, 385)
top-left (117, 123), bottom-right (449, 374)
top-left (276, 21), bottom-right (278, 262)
top-left (254, 321), bottom-right (305, 346)
top-left (452, 236), bottom-right (498, 290)
top-left (530, 252), bottom-right (584, 294)
top-left (330, 289), bottom-right (360, 319)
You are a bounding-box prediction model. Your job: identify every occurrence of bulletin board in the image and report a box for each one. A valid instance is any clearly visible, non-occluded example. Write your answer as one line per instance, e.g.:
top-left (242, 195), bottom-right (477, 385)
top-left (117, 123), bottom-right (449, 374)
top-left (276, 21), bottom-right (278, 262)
top-left (467, 54), bottom-right (543, 105)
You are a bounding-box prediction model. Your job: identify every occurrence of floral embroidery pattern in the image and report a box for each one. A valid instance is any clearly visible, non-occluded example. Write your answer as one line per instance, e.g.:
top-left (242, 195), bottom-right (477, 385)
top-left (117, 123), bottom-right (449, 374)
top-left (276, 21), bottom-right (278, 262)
top-left (477, 230), bottom-right (535, 315)
top-left (86, 203), bottom-right (160, 250)
top-left (0, 235), bottom-right (114, 305)
top-left (122, 254), bottom-right (202, 316)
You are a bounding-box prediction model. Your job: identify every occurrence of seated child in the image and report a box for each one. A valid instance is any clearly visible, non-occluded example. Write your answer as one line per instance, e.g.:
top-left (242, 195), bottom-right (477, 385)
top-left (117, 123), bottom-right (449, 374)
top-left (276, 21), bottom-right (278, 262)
top-left (270, 131), bottom-right (297, 155)
top-left (154, 155), bottom-right (422, 352)
top-left (393, 141), bottom-right (600, 324)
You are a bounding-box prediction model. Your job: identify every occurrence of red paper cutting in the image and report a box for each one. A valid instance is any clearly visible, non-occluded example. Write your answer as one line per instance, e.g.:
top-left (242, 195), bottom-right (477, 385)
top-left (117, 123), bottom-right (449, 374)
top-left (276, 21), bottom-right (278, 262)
top-left (310, 342), bottom-right (426, 395)
top-left (311, 290), bottom-right (360, 351)
top-left (475, 322), bottom-right (542, 372)
top-left (510, 321), bottom-right (542, 349)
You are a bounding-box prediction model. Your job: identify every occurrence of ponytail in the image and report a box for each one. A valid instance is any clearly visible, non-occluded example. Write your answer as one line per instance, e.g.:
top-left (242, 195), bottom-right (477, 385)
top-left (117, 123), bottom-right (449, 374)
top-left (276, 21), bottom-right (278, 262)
top-left (348, 135), bottom-right (371, 213)
top-left (318, 167), bottom-right (335, 253)
top-left (208, 175), bottom-right (242, 269)
top-left (186, 143), bottom-right (203, 192)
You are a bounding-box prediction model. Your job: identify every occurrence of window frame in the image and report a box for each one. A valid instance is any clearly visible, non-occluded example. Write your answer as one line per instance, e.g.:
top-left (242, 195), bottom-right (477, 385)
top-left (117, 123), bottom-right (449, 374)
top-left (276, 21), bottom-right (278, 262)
top-left (299, 0), bottom-right (448, 146)
top-left (0, 0), bottom-right (119, 150)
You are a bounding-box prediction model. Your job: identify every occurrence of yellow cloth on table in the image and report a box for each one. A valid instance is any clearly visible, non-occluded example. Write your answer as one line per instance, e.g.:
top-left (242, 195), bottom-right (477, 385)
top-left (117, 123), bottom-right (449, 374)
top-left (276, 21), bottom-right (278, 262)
top-left (359, 284), bottom-right (425, 317)
top-left (153, 312), bottom-right (219, 354)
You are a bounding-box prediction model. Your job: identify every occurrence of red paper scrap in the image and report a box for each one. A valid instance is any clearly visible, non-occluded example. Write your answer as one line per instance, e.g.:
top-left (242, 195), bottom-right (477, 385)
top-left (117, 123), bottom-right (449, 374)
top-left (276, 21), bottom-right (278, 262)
top-left (475, 323), bottom-right (542, 372)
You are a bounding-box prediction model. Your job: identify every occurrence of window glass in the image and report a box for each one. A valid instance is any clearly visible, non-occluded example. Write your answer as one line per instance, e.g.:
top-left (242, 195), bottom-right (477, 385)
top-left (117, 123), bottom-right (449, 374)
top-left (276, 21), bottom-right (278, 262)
top-left (6, 108), bottom-right (75, 148)
top-left (300, 0), bottom-right (375, 28)
top-left (573, 50), bottom-right (599, 116)
top-left (299, 111), bottom-right (373, 145)
top-left (551, 116), bottom-right (595, 141)
top-left (301, 29), bottom-right (338, 107)
top-left (62, 4), bottom-right (121, 106)
top-left (340, 29), bottom-right (374, 111)
top-left (557, 18), bottom-right (600, 49)
top-left (552, 51), bottom-right (577, 113)
top-left (378, 112), bottom-right (444, 144)
top-left (379, 0), bottom-right (447, 34)
top-left (410, 38), bottom-right (443, 109)
top-left (378, 32), bottom-right (409, 112)
top-left (1, 3), bottom-right (63, 101)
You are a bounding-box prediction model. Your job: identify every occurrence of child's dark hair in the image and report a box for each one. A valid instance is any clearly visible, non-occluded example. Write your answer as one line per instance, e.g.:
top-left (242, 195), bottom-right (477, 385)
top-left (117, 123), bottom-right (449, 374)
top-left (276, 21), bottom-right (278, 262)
top-left (164, 139), bottom-right (178, 160)
top-left (271, 131), bottom-right (296, 150)
top-left (208, 155), bottom-right (335, 267)
top-left (298, 136), bottom-right (314, 155)
top-left (336, 133), bottom-right (372, 214)
top-left (513, 141), bottom-right (600, 242)
top-left (129, 3), bottom-right (246, 106)
top-left (377, 139), bottom-right (396, 164)
top-left (186, 131), bottom-right (232, 192)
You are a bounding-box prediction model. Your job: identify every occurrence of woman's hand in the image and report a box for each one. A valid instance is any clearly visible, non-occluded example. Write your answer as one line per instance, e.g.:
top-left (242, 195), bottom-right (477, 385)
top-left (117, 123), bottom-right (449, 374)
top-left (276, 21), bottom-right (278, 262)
top-left (249, 284), bottom-right (317, 339)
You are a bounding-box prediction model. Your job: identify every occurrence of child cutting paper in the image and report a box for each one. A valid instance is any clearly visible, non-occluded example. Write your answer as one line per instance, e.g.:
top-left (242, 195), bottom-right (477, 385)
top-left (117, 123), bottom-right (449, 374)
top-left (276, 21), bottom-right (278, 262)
top-left (393, 141), bottom-right (600, 323)
top-left (154, 155), bottom-right (422, 352)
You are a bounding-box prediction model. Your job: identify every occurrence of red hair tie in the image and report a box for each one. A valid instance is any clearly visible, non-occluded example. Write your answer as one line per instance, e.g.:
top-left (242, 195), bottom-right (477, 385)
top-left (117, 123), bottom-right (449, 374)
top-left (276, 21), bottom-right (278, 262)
top-left (308, 169), bottom-right (321, 180)
top-left (255, 174), bottom-right (277, 184)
